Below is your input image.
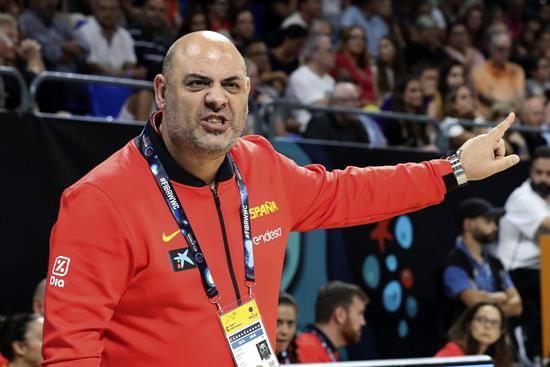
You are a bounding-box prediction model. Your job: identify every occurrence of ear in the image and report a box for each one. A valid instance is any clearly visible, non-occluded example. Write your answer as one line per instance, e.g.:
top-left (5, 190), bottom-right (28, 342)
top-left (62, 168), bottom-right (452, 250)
top-left (245, 76), bottom-right (251, 96)
top-left (12, 340), bottom-right (26, 357)
top-left (154, 74), bottom-right (167, 110)
top-left (334, 306), bottom-right (347, 325)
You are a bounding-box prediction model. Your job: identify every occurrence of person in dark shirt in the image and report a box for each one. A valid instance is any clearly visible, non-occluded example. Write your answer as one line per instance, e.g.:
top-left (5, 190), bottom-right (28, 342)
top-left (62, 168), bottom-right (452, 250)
top-left (305, 80), bottom-right (380, 144)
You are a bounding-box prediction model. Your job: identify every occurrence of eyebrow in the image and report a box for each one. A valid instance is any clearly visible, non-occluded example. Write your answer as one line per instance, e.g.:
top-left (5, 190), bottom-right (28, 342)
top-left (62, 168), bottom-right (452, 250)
top-left (183, 74), bottom-right (245, 83)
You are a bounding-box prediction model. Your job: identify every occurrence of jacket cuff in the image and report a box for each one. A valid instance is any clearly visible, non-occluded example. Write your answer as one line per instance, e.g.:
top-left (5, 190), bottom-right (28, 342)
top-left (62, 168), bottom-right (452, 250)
top-left (431, 159), bottom-right (458, 193)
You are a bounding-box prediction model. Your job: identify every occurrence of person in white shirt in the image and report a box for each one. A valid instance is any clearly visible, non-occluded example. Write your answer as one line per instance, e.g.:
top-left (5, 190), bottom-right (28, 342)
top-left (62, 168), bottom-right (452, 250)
top-left (285, 34), bottom-right (335, 133)
top-left (281, 0), bottom-right (323, 29)
top-left (77, 0), bottom-right (145, 79)
top-left (496, 146), bottom-right (550, 362)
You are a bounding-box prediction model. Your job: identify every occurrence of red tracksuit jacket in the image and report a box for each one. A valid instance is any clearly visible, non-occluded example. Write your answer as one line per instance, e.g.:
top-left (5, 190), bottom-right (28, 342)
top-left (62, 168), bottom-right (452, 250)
top-left (43, 117), bottom-right (454, 366)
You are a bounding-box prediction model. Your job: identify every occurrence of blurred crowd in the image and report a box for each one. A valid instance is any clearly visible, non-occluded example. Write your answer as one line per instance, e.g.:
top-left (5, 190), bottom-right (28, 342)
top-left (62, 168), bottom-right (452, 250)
top-left (0, 0), bottom-right (549, 155)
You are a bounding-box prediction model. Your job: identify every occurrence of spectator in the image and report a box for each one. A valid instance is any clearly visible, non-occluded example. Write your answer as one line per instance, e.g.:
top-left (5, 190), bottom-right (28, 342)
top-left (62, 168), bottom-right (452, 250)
top-left (496, 146), bottom-right (550, 362)
top-left (230, 8), bottom-right (255, 49)
top-left (281, 0), bottom-right (322, 29)
top-left (472, 31), bottom-right (525, 119)
top-left (243, 39), bottom-right (288, 96)
top-left (405, 15), bottom-right (449, 71)
top-left (382, 75), bottom-right (435, 149)
top-left (18, 0), bottom-right (88, 73)
top-left (0, 13), bottom-right (44, 110)
top-left (0, 314), bottom-right (44, 367)
top-left (304, 80), bottom-right (386, 145)
top-left (375, 0), bottom-right (405, 49)
top-left (443, 22), bottom-right (485, 79)
top-left (333, 26), bottom-right (377, 104)
top-left (294, 281), bottom-right (368, 362)
top-left (490, 101), bottom-right (529, 160)
top-left (309, 17), bottom-right (332, 38)
top-left (459, 0), bottom-right (486, 52)
top-left (206, 0), bottom-right (230, 35)
top-left (519, 96), bottom-right (548, 158)
top-left (276, 292), bottom-right (299, 364)
top-left (440, 197), bottom-right (522, 334)
top-left (339, 0), bottom-right (388, 58)
top-left (438, 61), bottom-right (466, 101)
top-left (525, 57), bottom-right (550, 98)
top-left (32, 278), bottom-right (46, 317)
top-left (435, 302), bottom-right (513, 367)
top-left (415, 63), bottom-right (441, 119)
top-left (178, 5), bottom-right (209, 36)
top-left (375, 35), bottom-right (405, 103)
top-left (77, 0), bottom-right (145, 79)
top-left (269, 24), bottom-right (308, 75)
top-left (439, 85), bottom-right (484, 150)
top-left (285, 34), bottom-right (335, 133)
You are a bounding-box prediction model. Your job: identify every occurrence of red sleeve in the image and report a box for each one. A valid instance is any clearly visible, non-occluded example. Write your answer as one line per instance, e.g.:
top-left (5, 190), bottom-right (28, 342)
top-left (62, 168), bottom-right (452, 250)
top-left (274, 150), bottom-right (453, 231)
top-left (434, 342), bottom-right (466, 357)
top-left (294, 333), bottom-right (334, 363)
top-left (43, 183), bottom-right (137, 367)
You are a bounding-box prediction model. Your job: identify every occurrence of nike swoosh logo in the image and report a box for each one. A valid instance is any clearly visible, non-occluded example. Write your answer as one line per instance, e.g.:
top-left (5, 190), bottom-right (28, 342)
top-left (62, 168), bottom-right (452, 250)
top-left (162, 230), bottom-right (180, 243)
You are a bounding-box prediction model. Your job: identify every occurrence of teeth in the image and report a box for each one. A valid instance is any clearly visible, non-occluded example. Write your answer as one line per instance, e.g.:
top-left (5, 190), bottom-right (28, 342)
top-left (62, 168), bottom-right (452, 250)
top-left (207, 118), bottom-right (222, 124)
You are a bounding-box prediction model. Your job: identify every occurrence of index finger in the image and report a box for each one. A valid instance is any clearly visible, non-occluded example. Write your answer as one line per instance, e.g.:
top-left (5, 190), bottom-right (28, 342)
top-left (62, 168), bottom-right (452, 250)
top-left (488, 112), bottom-right (515, 141)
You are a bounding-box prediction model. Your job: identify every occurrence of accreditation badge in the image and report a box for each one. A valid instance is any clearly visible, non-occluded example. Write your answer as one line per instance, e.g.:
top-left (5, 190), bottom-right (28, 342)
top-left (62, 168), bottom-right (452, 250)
top-left (219, 299), bottom-right (279, 367)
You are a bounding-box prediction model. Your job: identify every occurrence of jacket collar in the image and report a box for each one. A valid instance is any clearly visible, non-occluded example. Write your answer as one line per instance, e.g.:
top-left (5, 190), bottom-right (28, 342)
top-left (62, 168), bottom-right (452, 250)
top-left (136, 111), bottom-right (234, 187)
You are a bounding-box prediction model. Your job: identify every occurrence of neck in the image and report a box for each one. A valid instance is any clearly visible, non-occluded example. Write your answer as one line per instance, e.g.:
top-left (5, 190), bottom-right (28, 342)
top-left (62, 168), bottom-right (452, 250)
top-left (8, 360), bottom-right (29, 367)
top-left (315, 323), bottom-right (345, 349)
top-left (490, 60), bottom-right (506, 70)
top-left (463, 234), bottom-right (483, 261)
top-left (160, 126), bottom-right (225, 187)
top-left (307, 62), bottom-right (325, 77)
top-left (478, 342), bottom-right (489, 354)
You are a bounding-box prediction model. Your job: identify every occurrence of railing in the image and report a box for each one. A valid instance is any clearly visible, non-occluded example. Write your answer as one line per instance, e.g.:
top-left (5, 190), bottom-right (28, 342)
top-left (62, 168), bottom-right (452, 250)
top-left (0, 65), bottom-right (32, 112)
top-left (287, 355), bottom-right (494, 367)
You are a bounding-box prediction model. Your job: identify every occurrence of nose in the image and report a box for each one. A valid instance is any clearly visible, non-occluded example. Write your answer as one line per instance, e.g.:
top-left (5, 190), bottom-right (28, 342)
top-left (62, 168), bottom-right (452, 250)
top-left (204, 84), bottom-right (228, 112)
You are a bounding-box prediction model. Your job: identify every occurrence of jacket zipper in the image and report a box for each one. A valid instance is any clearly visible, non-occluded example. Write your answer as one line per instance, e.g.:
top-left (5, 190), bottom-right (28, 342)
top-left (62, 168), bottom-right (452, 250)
top-left (211, 184), bottom-right (242, 304)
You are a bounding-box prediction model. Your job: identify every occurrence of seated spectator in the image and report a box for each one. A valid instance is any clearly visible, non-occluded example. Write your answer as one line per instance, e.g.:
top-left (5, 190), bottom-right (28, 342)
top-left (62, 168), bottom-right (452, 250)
top-left (125, 0), bottom-right (174, 121)
top-left (0, 13), bottom-right (44, 110)
top-left (206, 0), bottom-right (230, 35)
top-left (435, 302), bottom-right (513, 367)
top-left (440, 198), bottom-right (522, 334)
top-left (339, 0), bottom-right (388, 58)
top-left (304, 80), bottom-right (386, 146)
top-left (285, 34), bottom-right (335, 133)
top-left (309, 17), bottom-right (332, 38)
top-left (519, 96), bottom-right (548, 158)
top-left (471, 31), bottom-right (525, 119)
top-left (415, 63), bottom-right (442, 119)
top-left (32, 278), bottom-right (46, 317)
top-left (375, 35), bottom-right (406, 104)
top-left (459, 0), bottom-right (486, 52)
top-left (382, 75), bottom-right (436, 149)
top-left (269, 24), bottom-right (308, 76)
top-left (294, 281), bottom-right (368, 363)
top-left (77, 0), bottom-right (145, 79)
top-left (230, 8), bottom-right (254, 49)
top-left (525, 57), bottom-right (550, 99)
top-left (276, 292), bottom-right (300, 364)
top-left (18, 0), bottom-right (88, 73)
top-left (444, 22), bottom-right (485, 78)
top-left (178, 5), bottom-right (209, 36)
top-left (280, 0), bottom-right (322, 29)
top-left (0, 313), bottom-right (44, 367)
top-left (242, 39), bottom-right (287, 96)
top-left (333, 26), bottom-right (377, 105)
top-left (439, 85), bottom-right (484, 150)
top-left (405, 15), bottom-right (449, 71)
top-left (439, 61), bottom-right (466, 101)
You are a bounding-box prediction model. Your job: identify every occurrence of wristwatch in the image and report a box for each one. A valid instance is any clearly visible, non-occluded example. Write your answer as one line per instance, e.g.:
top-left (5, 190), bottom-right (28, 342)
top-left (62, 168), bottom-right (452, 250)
top-left (447, 150), bottom-right (468, 186)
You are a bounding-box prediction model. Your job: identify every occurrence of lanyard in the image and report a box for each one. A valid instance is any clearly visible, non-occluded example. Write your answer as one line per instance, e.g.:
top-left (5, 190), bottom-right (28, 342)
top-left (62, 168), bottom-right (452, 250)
top-left (138, 124), bottom-right (255, 310)
top-left (305, 326), bottom-right (337, 362)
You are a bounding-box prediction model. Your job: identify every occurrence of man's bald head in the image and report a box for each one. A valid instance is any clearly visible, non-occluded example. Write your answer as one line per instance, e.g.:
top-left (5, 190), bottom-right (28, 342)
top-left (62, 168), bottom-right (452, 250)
top-left (162, 31), bottom-right (246, 83)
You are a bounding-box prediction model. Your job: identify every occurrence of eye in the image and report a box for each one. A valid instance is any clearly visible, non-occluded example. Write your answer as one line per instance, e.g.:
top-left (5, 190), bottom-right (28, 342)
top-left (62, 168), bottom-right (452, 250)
top-left (186, 80), bottom-right (209, 90)
top-left (223, 82), bottom-right (241, 93)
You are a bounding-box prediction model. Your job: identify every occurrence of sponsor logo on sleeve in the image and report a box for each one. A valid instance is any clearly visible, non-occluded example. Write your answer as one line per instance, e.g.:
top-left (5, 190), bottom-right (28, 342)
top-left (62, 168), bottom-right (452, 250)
top-left (50, 256), bottom-right (71, 288)
top-left (168, 248), bottom-right (197, 272)
top-left (252, 227), bottom-right (282, 246)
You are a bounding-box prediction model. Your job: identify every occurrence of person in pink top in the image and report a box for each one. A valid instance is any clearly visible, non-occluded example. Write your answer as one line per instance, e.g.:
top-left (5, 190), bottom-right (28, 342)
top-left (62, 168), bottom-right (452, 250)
top-left (435, 302), bottom-right (513, 367)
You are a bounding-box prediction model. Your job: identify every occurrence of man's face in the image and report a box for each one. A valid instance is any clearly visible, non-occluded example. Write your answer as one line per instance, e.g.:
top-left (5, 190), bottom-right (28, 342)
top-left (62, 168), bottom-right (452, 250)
top-left (95, 0), bottom-right (119, 30)
top-left (155, 34), bottom-right (250, 159)
top-left (467, 216), bottom-right (498, 244)
top-left (245, 42), bottom-right (269, 73)
top-left (313, 36), bottom-right (335, 72)
top-left (143, 0), bottom-right (166, 29)
top-left (331, 83), bottom-right (361, 125)
top-left (530, 158), bottom-right (550, 197)
top-left (522, 98), bottom-right (545, 127)
top-left (490, 34), bottom-right (512, 66)
top-left (340, 296), bottom-right (366, 345)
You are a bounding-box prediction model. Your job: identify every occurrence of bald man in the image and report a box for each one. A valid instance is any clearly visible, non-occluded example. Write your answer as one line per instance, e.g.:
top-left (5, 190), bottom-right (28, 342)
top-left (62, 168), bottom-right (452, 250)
top-left (43, 31), bottom-right (520, 366)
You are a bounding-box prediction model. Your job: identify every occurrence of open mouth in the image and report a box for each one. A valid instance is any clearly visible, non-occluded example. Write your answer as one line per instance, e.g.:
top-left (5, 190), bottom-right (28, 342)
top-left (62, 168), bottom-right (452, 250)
top-left (200, 115), bottom-right (229, 134)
